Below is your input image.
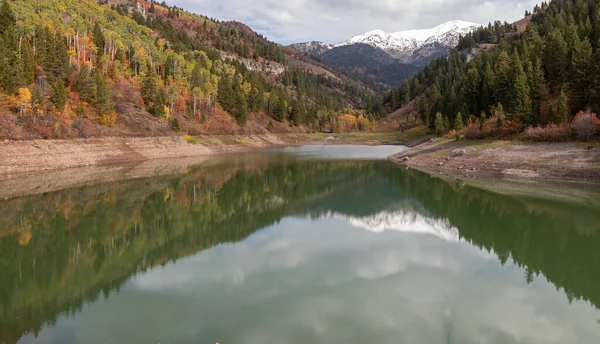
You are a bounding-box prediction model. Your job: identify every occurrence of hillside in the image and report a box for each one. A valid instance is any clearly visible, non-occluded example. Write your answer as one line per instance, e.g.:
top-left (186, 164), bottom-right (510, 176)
top-left (318, 44), bottom-right (420, 90)
top-left (385, 0), bottom-right (600, 140)
top-left (0, 0), bottom-right (376, 140)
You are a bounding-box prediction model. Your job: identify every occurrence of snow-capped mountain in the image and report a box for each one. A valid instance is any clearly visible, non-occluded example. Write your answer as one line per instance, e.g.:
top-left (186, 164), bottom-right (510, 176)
top-left (334, 210), bottom-right (460, 242)
top-left (336, 20), bottom-right (481, 60)
top-left (288, 41), bottom-right (332, 56)
top-left (288, 20), bottom-right (481, 87)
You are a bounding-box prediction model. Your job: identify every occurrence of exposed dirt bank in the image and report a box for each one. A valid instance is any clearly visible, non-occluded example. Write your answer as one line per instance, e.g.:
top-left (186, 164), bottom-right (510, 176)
top-left (0, 130), bottom-right (422, 176)
top-left (389, 139), bottom-right (600, 186)
top-left (0, 135), bottom-right (290, 175)
top-left (0, 132), bottom-right (416, 199)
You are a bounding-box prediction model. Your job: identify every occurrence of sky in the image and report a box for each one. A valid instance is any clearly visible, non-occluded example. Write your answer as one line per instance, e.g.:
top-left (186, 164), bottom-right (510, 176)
top-left (30, 215), bottom-right (600, 343)
top-left (169, 0), bottom-right (540, 44)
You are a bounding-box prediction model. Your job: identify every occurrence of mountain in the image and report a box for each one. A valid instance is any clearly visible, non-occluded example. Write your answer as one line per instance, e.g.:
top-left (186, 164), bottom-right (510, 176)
top-left (288, 20), bottom-right (480, 88)
top-left (288, 41), bottom-right (332, 56)
top-left (318, 44), bottom-right (420, 90)
top-left (336, 20), bottom-right (481, 63)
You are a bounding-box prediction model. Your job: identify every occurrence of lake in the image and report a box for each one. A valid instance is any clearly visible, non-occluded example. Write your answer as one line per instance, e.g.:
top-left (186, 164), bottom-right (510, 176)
top-left (2, 145), bottom-right (600, 344)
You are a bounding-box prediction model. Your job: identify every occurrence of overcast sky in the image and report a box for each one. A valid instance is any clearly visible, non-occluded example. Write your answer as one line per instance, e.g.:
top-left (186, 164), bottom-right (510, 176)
top-left (170, 0), bottom-right (540, 45)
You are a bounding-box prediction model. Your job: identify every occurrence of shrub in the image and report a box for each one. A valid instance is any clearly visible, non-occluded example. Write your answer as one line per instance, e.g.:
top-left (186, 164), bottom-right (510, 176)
top-left (465, 122), bottom-right (483, 139)
top-left (97, 112), bottom-right (117, 127)
top-left (172, 117), bottom-right (181, 132)
top-left (571, 111), bottom-right (600, 140)
top-left (499, 119), bottom-right (524, 137)
top-left (524, 123), bottom-right (572, 141)
top-left (183, 134), bottom-right (197, 144)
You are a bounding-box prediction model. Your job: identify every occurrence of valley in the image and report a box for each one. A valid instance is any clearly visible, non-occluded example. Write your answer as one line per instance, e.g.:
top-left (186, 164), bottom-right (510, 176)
top-left (3, 1), bottom-right (600, 343)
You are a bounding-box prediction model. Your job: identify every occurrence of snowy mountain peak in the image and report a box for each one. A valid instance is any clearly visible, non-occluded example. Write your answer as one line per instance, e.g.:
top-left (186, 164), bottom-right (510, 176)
top-left (335, 20), bottom-right (481, 58)
top-left (288, 41), bottom-right (332, 56)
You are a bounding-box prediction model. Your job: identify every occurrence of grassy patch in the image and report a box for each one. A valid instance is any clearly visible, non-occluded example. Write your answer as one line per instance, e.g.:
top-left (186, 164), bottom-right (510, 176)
top-left (182, 135), bottom-right (197, 144)
top-left (332, 127), bottom-right (430, 143)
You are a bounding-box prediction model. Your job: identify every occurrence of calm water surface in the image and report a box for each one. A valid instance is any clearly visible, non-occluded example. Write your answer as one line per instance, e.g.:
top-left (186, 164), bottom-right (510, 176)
top-left (2, 145), bottom-right (600, 344)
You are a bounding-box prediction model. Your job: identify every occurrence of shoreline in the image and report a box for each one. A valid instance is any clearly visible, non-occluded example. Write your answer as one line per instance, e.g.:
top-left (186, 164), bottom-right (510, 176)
top-left (0, 131), bottom-right (419, 177)
top-left (3, 132), bottom-right (598, 200)
top-left (389, 138), bottom-right (600, 187)
top-left (0, 133), bottom-right (409, 199)
top-left (0, 135), bottom-right (289, 176)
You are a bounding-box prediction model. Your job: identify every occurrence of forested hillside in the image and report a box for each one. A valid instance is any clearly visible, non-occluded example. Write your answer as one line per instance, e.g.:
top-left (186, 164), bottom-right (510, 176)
top-left (385, 0), bottom-right (600, 139)
top-left (0, 0), bottom-right (376, 139)
top-left (318, 43), bottom-right (421, 91)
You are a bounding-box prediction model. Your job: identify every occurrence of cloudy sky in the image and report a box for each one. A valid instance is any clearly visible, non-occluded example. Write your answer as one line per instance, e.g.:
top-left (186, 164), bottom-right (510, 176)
top-left (29, 215), bottom-right (600, 343)
top-left (169, 0), bottom-right (540, 44)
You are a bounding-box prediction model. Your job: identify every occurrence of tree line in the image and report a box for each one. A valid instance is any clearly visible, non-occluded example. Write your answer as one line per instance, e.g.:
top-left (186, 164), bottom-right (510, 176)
top-left (0, 0), bottom-right (374, 138)
top-left (385, 0), bottom-right (600, 133)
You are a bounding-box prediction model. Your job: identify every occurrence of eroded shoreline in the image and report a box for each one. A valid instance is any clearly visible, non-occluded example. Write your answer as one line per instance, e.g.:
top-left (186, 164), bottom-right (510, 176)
top-left (0, 133), bottom-right (406, 199)
top-left (389, 139), bottom-right (600, 186)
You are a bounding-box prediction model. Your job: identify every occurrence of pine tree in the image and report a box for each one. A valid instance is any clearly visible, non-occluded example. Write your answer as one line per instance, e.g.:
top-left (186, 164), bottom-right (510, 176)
top-left (93, 23), bottom-right (106, 57)
top-left (248, 86), bottom-right (263, 112)
top-left (31, 85), bottom-right (43, 114)
top-left (569, 38), bottom-right (595, 110)
top-left (454, 112), bottom-right (464, 131)
top-left (481, 62), bottom-right (496, 112)
top-left (434, 112), bottom-right (444, 136)
top-left (479, 111), bottom-right (486, 131)
top-left (234, 87), bottom-right (248, 125)
top-left (556, 90), bottom-right (570, 123)
top-left (290, 100), bottom-right (307, 126)
top-left (0, 29), bottom-right (18, 93)
top-left (93, 72), bottom-right (113, 115)
top-left (464, 68), bottom-right (481, 115)
top-left (400, 81), bottom-right (411, 105)
top-left (275, 94), bottom-right (287, 121)
top-left (74, 68), bottom-right (95, 103)
top-left (543, 30), bottom-right (568, 91)
top-left (19, 39), bottom-right (35, 86)
top-left (510, 51), bottom-right (532, 122)
top-left (527, 59), bottom-right (546, 124)
top-left (443, 115), bottom-right (450, 133)
top-left (142, 71), bottom-right (165, 117)
top-left (0, 0), bottom-right (14, 36)
top-left (494, 51), bottom-right (511, 107)
top-left (50, 80), bottom-right (67, 111)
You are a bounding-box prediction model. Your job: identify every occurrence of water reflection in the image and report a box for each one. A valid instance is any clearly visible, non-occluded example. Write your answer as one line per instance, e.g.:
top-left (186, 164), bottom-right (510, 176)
top-left (1, 149), bottom-right (600, 343)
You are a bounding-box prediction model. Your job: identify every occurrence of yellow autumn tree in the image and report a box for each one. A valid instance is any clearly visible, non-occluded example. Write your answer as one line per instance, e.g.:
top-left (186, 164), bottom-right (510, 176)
top-left (357, 114), bottom-right (373, 132)
top-left (8, 88), bottom-right (33, 115)
top-left (339, 114), bottom-right (357, 132)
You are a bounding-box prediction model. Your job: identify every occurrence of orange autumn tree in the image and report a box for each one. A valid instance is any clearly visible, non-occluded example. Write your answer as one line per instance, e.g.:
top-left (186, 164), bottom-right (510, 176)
top-left (5, 88), bottom-right (32, 115)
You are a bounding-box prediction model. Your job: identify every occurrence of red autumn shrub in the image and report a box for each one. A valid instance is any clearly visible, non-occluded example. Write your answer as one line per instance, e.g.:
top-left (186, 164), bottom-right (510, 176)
top-left (499, 119), bottom-right (524, 138)
top-left (524, 123), bottom-right (572, 141)
top-left (465, 122), bottom-right (483, 139)
top-left (571, 111), bottom-right (600, 140)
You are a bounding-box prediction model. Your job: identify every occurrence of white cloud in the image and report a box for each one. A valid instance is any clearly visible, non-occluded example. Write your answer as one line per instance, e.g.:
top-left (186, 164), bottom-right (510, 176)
top-left (170, 0), bottom-right (540, 44)
top-left (29, 213), bottom-right (600, 344)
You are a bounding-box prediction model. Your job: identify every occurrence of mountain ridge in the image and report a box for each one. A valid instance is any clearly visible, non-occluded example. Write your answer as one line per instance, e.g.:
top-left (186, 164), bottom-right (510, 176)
top-left (335, 20), bottom-right (481, 59)
top-left (287, 20), bottom-right (481, 87)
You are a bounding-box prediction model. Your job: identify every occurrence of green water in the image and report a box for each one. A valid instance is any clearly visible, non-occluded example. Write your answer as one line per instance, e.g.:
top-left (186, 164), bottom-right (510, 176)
top-left (2, 146), bottom-right (600, 344)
